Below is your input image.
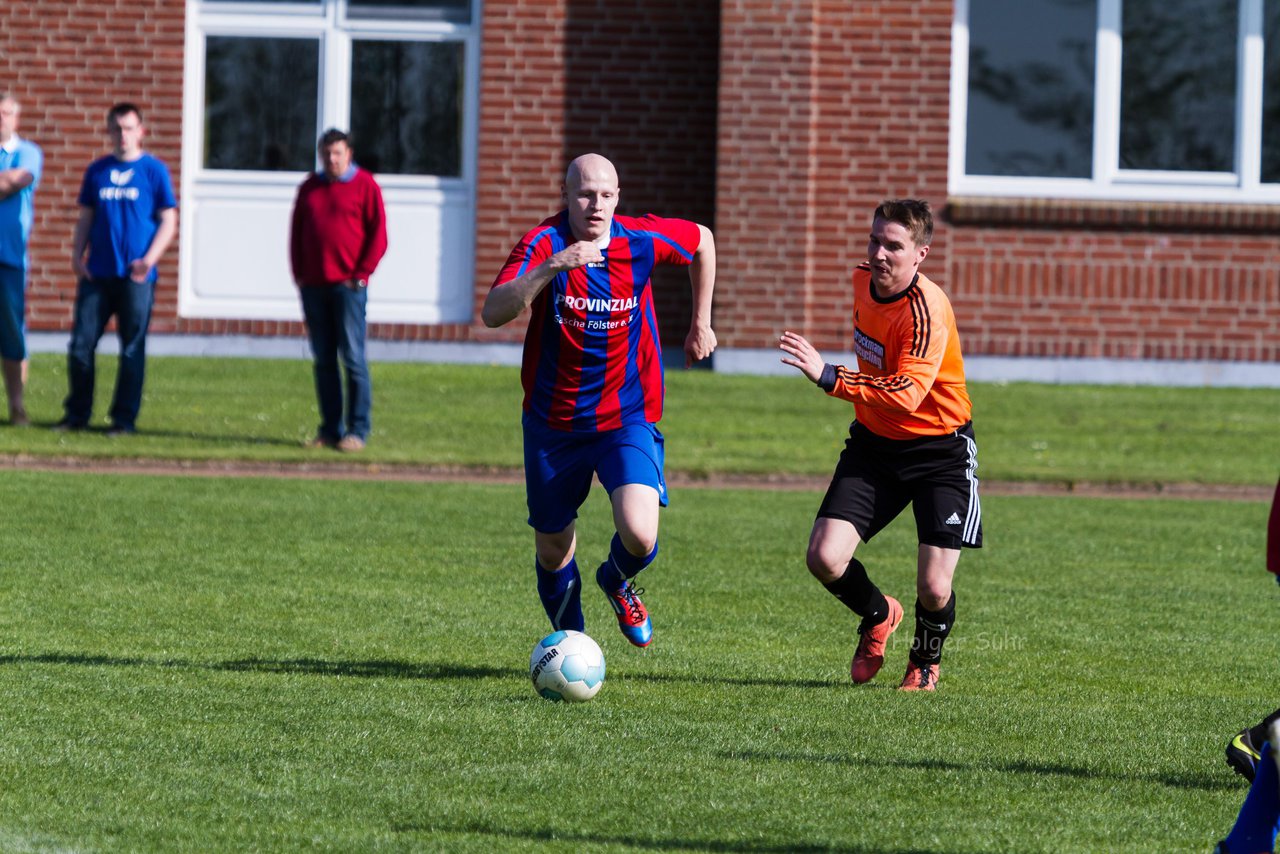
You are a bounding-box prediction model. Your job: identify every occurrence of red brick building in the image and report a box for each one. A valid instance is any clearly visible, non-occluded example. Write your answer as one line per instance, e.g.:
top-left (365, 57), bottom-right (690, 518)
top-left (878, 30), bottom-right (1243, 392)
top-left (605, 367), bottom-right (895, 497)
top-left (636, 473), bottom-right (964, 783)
top-left (3, 0), bottom-right (1277, 382)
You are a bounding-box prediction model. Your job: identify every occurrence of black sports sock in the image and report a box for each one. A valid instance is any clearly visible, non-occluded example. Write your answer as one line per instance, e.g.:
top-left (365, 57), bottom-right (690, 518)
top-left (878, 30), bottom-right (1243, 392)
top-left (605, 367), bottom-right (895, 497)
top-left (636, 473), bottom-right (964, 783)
top-left (823, 558), bottom-right (889, 623)
top-left (909, 592), bottom-right (956, 666)
top-left (1247, 707), bottom-right (1280, 746)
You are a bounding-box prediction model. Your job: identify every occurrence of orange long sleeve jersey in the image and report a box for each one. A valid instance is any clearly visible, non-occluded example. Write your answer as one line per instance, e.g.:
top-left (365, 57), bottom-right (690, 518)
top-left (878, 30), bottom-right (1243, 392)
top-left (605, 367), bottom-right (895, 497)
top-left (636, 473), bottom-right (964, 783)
top-left (818, 265), bottom-right (972, 440)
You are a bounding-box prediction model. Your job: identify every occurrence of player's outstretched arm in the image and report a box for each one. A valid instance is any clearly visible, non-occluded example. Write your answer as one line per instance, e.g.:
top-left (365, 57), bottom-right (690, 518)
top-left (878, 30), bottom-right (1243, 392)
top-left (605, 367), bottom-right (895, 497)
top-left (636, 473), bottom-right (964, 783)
top-left (683, 224), bottom-right (717, 367)
top-left (482, 240), bottom-right (602, 328)
top-left (779, 330), bottom-right (827, 384)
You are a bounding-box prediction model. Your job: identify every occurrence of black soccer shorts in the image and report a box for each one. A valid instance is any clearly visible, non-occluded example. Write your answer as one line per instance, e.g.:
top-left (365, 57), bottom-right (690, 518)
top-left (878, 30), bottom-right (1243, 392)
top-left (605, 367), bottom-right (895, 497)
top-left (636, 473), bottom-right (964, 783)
top-left (816, 421), bottom-right (982, 550)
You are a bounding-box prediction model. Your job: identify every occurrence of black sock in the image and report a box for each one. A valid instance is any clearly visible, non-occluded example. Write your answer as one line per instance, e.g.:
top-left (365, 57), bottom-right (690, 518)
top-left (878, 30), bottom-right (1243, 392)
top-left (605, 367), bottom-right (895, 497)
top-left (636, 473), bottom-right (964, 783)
top-left (910, 593), bottom-right (956, 666)
top-left (1248, 707), bottom-right (1280, 746)
top-left (823, 558), bottom-right (889, 623)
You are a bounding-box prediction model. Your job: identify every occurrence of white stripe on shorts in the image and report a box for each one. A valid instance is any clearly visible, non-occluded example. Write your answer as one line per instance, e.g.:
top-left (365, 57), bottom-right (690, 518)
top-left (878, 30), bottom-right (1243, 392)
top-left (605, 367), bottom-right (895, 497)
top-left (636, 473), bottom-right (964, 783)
top-left (960, 432), bottom-right (981, 546)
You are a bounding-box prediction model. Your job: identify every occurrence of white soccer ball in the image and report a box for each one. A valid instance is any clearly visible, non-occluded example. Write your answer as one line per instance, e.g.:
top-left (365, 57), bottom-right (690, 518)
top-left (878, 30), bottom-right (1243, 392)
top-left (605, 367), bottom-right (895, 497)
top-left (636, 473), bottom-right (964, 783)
top-left (529, 630), bottom-right (606, 702)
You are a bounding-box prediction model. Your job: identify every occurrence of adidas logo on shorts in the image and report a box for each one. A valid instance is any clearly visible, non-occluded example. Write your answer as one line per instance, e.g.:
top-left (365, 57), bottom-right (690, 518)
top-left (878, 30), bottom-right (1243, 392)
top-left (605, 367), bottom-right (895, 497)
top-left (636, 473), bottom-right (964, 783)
top-left (944, 512), bottom-right (962, 525)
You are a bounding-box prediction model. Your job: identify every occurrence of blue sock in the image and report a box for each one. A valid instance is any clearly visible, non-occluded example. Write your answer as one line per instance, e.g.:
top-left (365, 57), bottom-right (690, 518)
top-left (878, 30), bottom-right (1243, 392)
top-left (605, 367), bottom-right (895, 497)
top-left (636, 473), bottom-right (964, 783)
top-left (535, 558), bottom-right (584, 631)
top-left (1225, 741), bottom-right (1280, 853)
top-left (596, 534), bottom-right (658, 590)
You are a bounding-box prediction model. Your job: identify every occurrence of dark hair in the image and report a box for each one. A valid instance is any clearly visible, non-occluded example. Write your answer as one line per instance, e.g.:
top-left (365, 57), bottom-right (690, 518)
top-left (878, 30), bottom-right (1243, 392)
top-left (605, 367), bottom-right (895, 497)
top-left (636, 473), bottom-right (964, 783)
top-left (318, 128), bottom-right (352, 150)
top-left (108, 102), bottom-right (142, 124)
top-left (874, 199), bottom-right (933, 247)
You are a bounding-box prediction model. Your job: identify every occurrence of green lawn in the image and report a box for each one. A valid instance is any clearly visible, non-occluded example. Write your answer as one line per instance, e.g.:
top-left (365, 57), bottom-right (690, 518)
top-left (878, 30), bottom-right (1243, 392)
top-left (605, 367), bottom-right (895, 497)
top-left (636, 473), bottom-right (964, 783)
top-left (0, 354), bottom-right (1275, 850)
top-left (0, 470), bottom-right (1271, 851)
top-left (4, 354), bottom-right (1278, 486)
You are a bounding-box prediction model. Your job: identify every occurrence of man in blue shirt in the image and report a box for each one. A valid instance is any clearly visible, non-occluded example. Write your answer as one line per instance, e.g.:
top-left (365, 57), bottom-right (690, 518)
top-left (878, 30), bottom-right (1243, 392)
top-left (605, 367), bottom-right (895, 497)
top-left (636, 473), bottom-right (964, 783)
top-left (58, 102), bottom-right (177, 435)
top-left (0, 94), bottom-right (43, 427)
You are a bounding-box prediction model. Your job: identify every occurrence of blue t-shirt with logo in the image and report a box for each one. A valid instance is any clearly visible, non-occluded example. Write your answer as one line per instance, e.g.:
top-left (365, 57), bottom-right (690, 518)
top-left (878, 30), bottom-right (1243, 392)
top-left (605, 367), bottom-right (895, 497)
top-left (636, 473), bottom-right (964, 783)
top-left (77, 153), bottom-right (177, 283)
top-left (0, 136), bottom-right (43, 270)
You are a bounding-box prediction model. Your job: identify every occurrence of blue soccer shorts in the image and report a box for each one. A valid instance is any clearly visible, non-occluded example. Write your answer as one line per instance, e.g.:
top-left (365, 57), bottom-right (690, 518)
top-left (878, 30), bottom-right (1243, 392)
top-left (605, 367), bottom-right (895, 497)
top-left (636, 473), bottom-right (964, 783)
top-left (522, 413), bottom-right (668, 534)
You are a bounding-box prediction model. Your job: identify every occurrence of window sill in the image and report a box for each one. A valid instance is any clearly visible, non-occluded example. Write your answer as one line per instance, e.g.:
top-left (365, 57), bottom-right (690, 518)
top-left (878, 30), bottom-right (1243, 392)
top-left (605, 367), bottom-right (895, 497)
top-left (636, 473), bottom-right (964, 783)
top-left (945, 196), bottom-right (1280, 233)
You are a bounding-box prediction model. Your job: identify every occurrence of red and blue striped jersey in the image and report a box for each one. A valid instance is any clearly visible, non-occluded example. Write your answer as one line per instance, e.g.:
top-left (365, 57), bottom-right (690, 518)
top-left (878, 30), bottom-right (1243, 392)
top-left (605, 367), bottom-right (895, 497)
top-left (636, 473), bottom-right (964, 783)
top-left (492, 211), bottom-right (701, 433)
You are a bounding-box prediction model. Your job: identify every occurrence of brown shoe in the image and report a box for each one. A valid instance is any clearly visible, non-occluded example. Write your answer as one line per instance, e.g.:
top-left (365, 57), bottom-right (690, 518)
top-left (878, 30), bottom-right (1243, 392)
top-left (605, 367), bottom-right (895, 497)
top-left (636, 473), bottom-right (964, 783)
top-left (336, 435), bottom-right (366, 453)
top-left (304, 435), bottom-right (335, 450)
top-left (9, 409), bottom-right (29, 427)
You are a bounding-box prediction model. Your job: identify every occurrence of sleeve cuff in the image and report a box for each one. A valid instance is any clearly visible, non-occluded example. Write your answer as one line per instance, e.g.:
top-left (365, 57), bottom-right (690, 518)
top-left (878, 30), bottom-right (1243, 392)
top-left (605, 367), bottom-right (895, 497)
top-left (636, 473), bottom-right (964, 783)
top-left (818, 363), bottom-right (837, 392)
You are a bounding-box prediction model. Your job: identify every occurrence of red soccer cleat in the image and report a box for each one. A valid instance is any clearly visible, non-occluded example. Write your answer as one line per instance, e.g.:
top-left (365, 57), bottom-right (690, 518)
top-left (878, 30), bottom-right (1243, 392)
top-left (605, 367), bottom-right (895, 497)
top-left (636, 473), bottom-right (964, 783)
top-left (601, 579), bottom-right (652, 647)
top-left (850, 596), bottom-right (902, 683)
top-left (898, 660), bottom-right (939, 692)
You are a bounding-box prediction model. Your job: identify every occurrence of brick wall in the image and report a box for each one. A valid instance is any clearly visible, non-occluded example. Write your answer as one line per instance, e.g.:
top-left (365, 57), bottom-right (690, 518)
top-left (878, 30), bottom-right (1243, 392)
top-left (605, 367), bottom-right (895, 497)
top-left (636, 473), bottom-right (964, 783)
top-left (7, 0), bottom-right (1278, 365)
top-left (714, 0), bottom-right (956, 351)
top-left (717, 0), bottom-right (952, 346)
top-left (5, 0), bottom-right (720, 348)
top-left (2, 0), bottom-right (185, 335)
top-left (474, 0), bottom-right (721, 347)
top-left (714, 0), bottom-right (1280, 364)
top-left (945, 205), bottom-right (1280, 362)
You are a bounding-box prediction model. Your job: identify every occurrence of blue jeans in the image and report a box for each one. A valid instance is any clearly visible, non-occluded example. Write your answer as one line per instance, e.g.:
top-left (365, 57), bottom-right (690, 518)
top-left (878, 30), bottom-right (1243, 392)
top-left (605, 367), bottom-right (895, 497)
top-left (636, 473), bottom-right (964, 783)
top-left (64, 276), bottom-right (155, 429)
top-left (0, 264), bottom-right (27, 361)
top-left (300, 284), bottom-right (370, 441)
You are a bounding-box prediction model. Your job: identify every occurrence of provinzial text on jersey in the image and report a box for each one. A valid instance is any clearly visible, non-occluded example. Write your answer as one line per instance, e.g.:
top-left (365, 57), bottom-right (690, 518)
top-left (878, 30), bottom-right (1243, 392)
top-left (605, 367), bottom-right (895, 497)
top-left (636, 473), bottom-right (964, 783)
top-left (556, 294), bottom-right (639, 313)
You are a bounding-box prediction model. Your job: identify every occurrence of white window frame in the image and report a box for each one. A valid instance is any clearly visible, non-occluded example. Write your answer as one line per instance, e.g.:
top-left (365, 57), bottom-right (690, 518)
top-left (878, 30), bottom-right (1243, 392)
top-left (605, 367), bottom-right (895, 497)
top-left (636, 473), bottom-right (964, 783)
top-left (949, 0), bottom-right (1280, 204)
top-left (179, 0), bottom-right (480, 324)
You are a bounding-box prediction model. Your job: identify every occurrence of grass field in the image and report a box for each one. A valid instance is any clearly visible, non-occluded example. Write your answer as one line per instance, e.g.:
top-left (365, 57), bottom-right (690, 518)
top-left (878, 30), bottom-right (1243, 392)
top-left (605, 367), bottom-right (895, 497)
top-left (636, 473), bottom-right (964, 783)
top-left (0, 355), bottom-right (1276, 851)
top-left (3, 354), bottom-right (1279, 486)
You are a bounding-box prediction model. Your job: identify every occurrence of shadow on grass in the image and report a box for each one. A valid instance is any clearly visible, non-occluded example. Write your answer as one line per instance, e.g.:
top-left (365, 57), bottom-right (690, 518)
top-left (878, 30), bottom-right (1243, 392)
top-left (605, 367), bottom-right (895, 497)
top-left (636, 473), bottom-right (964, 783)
top-left (722, 749), bottom-right (1238, 793)
top-left (0, 652), bottom-right (516, 681)
top-left (139, 429), bottom-right (303, 449)
top-left (0, 652), bottom-right (846, 691)
top-left (388, 819), bottom-right (957, 854)
top-left (217, 657), bottom-right (514, 680)
top-left (624, 670), bottom-right (841, 690)
top-left (27, 421), bottom-right (303, 449)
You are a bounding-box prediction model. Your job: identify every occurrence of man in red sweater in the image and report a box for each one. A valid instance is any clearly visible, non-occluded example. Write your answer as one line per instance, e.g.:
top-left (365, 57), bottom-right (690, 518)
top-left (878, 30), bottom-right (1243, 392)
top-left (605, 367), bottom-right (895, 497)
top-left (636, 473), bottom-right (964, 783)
top-left (289, 128), bottom-right (387, 452)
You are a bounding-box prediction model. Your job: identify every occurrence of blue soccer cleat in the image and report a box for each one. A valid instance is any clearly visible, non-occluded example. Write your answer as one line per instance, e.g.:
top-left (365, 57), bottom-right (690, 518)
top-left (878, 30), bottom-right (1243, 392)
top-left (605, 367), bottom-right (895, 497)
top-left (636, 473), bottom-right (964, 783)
top-left (597, 567), bottom-right (652, 647)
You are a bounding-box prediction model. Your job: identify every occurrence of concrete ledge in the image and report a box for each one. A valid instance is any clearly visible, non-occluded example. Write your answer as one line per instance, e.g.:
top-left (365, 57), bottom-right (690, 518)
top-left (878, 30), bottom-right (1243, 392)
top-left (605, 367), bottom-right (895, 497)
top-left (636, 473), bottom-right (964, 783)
top-left (26, 334), bottom-right (1280, 387)
top-left (713, 346), bottom-right (1280, 388)
top-left (28, 332), bottom-right (524, 366)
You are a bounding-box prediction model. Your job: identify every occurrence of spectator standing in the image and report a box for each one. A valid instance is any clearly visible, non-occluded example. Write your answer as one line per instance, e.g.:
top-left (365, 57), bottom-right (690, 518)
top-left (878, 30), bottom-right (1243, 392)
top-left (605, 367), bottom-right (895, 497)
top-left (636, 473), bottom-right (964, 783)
top-left (59, 102), bottom-right (177, 435)
top-left (289, 128), bottom-right (387, 452)
top-left (0, 94), bottom-right (44, 426)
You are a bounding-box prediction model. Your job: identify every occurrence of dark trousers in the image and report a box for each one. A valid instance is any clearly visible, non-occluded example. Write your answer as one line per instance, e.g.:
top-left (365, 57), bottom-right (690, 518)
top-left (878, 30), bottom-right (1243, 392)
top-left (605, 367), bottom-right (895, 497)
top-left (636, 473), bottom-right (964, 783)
top-left (64, 276), bottom-right (155, 429)
top-left (300, 284), bottom-right (371, 441)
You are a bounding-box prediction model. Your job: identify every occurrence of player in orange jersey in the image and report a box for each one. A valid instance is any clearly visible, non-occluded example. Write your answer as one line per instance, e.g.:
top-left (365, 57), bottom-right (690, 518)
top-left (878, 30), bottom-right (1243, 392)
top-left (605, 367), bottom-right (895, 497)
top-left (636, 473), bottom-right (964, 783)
top-left (779, 199), bottom-right (981, 692)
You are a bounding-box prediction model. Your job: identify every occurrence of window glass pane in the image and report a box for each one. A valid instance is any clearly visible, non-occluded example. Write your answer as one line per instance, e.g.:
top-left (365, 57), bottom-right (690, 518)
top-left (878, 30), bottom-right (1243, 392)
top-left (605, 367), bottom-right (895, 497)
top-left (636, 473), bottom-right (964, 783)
top-left (350, 40), bottom-right (463, 176)
top-left (1263, 1), bottom-right (1280, 183)
top-left (965, 0), bottom-right (1096, 178)
top-left (204, 36), bottom-right (319, 171)
top-left (1120, 0), bottom-right (1236, 171)
top-left (347, 0), bottom-right (470, 23)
